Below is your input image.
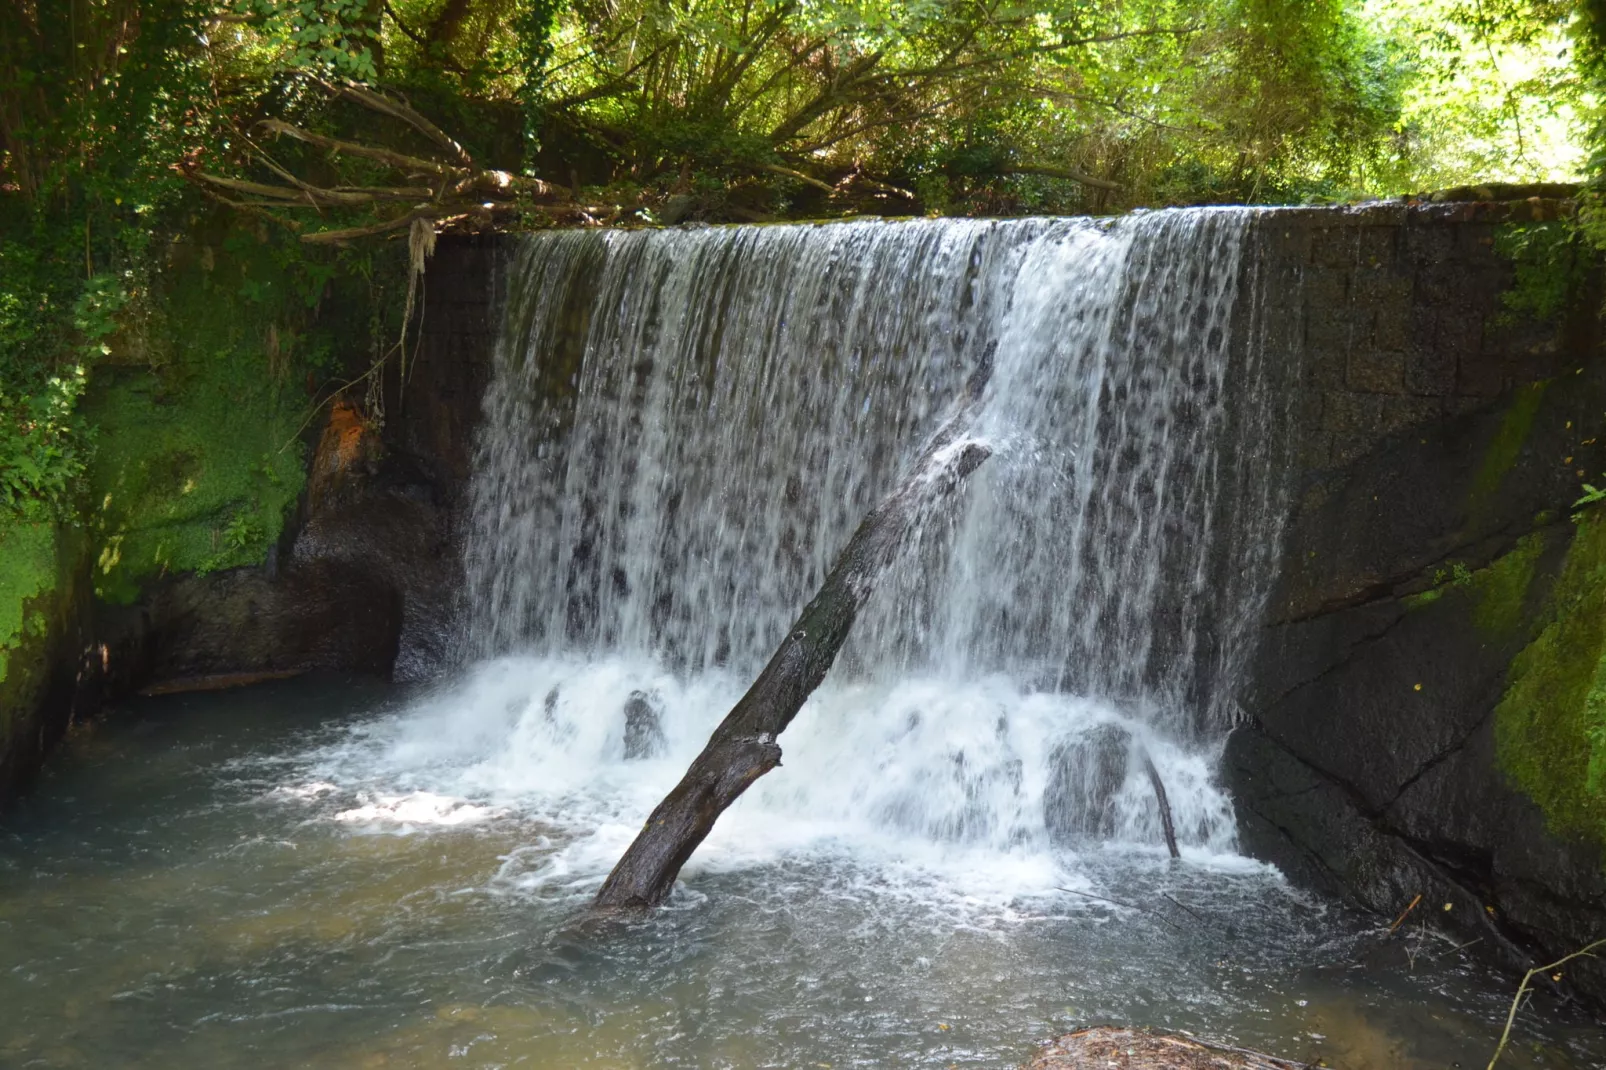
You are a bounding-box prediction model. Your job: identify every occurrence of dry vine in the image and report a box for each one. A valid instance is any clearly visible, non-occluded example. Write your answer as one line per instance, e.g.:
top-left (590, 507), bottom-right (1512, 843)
top-left (1486, 937), bottom-right (1606, 1070)
top-left (179, 78), bottom-right (577, 244)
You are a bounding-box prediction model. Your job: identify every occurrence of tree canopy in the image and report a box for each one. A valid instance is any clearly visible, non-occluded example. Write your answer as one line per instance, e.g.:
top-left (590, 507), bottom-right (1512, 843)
top-left (4, 0), bottom-right (1598, 234)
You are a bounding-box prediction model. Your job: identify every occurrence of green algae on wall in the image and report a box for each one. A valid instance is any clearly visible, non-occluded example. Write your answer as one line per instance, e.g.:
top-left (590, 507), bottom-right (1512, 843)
top-left (1402, 532), bottom-right (1544, 638)
top-left (1471, 533), bottom-right (1546, 636)
top-left (80, 231), bottom-right (321, 605)
top-left (84, 364), bottom-right (304, 604)
top-left (1495, 512), bottom-right (1606, 854)
top-left (1470, 381), bottom-right (1547, 513)
top-left (0, 521), bottom-right (61, 751)
top-left (0, 521), bottom-right (56, 685)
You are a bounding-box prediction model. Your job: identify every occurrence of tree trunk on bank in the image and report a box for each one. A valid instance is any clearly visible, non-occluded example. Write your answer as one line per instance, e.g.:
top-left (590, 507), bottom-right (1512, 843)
top-left (592, 352), bottom-right (995, 912)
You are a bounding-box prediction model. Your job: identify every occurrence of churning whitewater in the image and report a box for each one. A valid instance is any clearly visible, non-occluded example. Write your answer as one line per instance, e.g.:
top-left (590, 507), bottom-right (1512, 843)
top-left (292, 209), bottom-right (1296, 902)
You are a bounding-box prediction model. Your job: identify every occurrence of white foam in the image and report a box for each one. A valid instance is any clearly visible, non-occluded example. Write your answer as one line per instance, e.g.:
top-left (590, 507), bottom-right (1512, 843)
top-left (332, 791), bottom-right (504, 832)
top-left (282, 654), bottom-right (1249, 904)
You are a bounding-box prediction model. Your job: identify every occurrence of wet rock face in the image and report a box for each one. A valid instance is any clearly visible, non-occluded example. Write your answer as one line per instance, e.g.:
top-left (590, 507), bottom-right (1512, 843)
top-left (151, 240), bottom-right (502, 690)
top-left (1228, 207), bottom-right (1606, 1004)
top-left (290, 439), bottom-right (460, 683)
top-left (623, 690), bottom-right (666, 759)
top-left (1044, 723), bottom-right (1130, 844)
top-left (98, 394), bottom-right (464, 696)
top-left (0, 529), bottom-right (81, 806)
top-left (143, 562), bottom-right (403, 684)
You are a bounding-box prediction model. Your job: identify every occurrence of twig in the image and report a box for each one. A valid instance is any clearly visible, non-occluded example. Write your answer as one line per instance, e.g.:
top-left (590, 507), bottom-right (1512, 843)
top-left (1388, 893), bottom-right (1423, 935)
top-left (298, 207), bottom-right (445, 244)
top-left (1162, 893), bottom-right (1208, 927)
top-left (758, 162), bottom-right (836, 193)
top-left (1405, 908), bottom-right (1428, 972)
top-left (259, 119), bottom-right (458, 178)
top-left (325, 79), bottom-right (476, 169)
top-left (1056, 887), bottom-right (1183, 931)
top-left (1486, 938), bottom-right (1606, 1070)
top-left (844, 172), bottom-right (917, 200)
top-left (188, 170), bottom-right (420, 206)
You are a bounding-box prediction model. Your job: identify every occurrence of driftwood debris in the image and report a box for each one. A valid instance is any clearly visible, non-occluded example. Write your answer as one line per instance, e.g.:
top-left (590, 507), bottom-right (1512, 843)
top-left (592, 353), bottom-right (995, 911)
top-left (1140, 750), bottom-right (1181, 859)
top-left (1025, 1027), bottom-right (1302, 1070)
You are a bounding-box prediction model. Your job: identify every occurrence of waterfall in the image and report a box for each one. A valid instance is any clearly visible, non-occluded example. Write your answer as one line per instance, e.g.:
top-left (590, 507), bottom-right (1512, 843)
top-left (452, 210), bottom-right (1295, 863)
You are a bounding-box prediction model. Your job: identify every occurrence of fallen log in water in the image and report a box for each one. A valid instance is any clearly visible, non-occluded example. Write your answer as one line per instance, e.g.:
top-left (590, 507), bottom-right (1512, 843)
top-left (1025, 1027), bottom-right (1303, 1070)
top-left (592, 352), bottom-right (994, 911)
top-left (1141, 750), bottom-right (1181, 859)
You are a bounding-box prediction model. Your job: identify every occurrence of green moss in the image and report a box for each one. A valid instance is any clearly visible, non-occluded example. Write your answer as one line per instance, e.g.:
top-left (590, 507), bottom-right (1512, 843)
top-left (1402, 534), bottom-right (1543, 637)
top-left (1472, 534), bottom-right (1545, 636)
top-left (1495, 512), bottom-right (1606, 854)
top-left (84, 373), bottom-right (303, 603)
top-left (1470, 381), bottom-right (1547, 512)
top-left (1404, 585), bottom-right (1444, 608)
top-left (0, 520), bottom-right (57, 684)
top-left (80, 237), bottom-right (312, 604)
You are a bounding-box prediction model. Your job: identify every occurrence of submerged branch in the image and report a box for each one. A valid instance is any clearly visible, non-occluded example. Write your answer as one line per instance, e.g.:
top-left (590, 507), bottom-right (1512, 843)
top-left (1141, 751), bottom-right (1180, 859)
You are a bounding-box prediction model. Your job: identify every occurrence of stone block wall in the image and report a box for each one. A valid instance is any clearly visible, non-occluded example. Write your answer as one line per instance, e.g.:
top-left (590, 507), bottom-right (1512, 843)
top-left (1230, 199), bottom-right (1606, 1002)
top-left (1245, 200), bottom-right (1598, 624)
top-left (1260, 200), bottom-right (1580, 474)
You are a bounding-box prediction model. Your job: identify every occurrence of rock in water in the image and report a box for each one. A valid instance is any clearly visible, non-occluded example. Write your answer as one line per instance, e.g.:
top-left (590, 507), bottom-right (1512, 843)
top-left (1025, 1028), bottom-right (1301, 1069)
top-left (1043, 723), bottom-right (1131, 843)
top-left (622, 690), bottom-right (666, 759)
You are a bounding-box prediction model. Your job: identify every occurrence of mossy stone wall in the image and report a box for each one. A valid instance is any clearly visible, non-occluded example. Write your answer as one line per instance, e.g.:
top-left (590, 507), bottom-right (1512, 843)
top-left (79, 231), bottom-right (336, 604)
top-left (0, 521), bottom-right (76, 798)
top-left (84, 362), bottom-right (305, 605)
top-left (1495, 512), bottom-right (1606, 852)
top-left (0, 520), bottom-right (56, 688)
top-left (0, 223), bottom-right (400, 802)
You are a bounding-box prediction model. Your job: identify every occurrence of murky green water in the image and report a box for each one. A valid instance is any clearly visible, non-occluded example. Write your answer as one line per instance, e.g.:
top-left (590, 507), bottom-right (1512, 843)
top-left (2, 675), bottom-right (1602, 1069)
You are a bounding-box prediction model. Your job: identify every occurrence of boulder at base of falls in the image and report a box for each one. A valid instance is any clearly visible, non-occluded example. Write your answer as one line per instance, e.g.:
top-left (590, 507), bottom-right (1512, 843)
top-left (622, 689), bottom-right (667, 759)
top-left (1043, 723), bottom-right (1131, 843)
top-left (1024, 1027), bottom-right (1301, 1070)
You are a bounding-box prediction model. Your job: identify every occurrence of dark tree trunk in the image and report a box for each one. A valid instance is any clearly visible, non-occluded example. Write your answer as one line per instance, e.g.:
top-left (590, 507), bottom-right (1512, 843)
top-left (592, 353), bottom-right (995, 912)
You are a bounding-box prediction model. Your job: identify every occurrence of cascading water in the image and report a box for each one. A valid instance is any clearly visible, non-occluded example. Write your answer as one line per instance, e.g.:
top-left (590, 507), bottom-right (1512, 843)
top-left (436, 208), bottom-right (1294, 877)
top-left (15, 210), bottom-right (1606, 1070)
